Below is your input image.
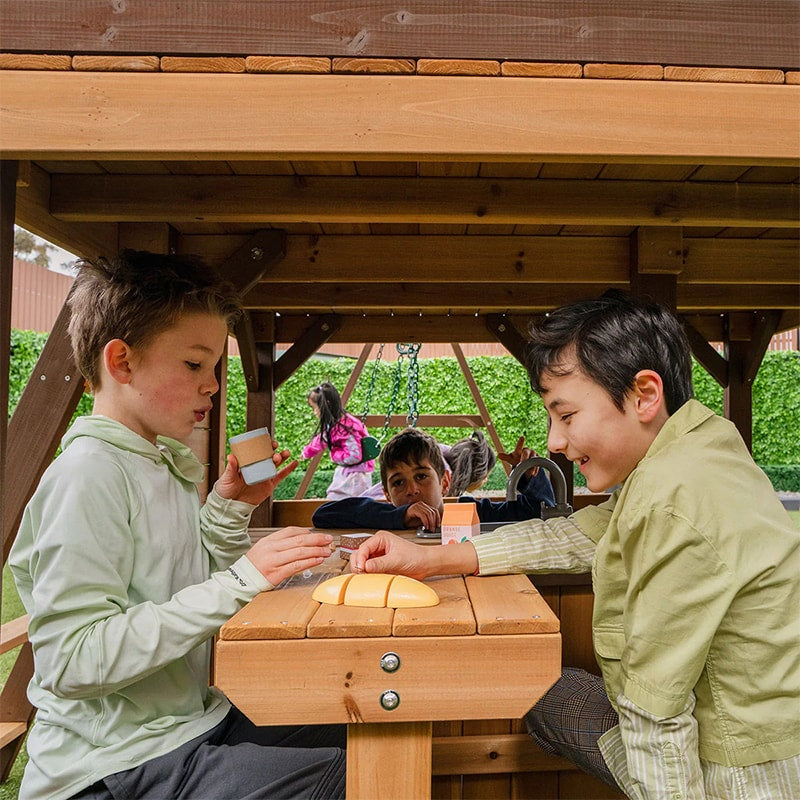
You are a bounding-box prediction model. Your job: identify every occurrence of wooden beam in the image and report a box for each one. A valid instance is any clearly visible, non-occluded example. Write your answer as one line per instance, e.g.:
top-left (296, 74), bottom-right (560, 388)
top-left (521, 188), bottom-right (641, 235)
top-left (683, 321), bottom-right (729, 387)
top-left (486, 314), bottom-right (529, 365)
top-left (4, 302), bottom-right (86, 561)
top-left (1, 2), bottom-right (796, 68)
top-left (273, 313), bottom-right (511, 344)
top-left (1, 161), bottom-right (16, 579)
top-left (243, 281), bottom-right (798, 313)
top-left (217, 230), bottom-right (287, 297)
top-left (50, 175), bottom-right (800, 228)
top-left (451, 343), bottom-right (510, 473)
top-left (14, 162), bottom-right (117, 259)
top-left (0, 643), bottom-right (34, 781)
top-left (187, 235), bottom-right (800, 287)
top-left (233, 312), bottom-right (260, 392)
top-left (273, 315), bottom-right (342, 389)
top-left (3, 73), bottom-right (798, 164)
top-left (245, 341), bottom-right (275, 527)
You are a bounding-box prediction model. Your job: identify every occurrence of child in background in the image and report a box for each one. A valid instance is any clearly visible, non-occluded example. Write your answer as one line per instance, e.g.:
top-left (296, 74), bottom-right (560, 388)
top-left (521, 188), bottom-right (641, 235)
top-left (351, 290), bottom-right (800, 799)
top-left (443, 429), bottom-right (497, 496)
top-left (313, 427), bottom-right (555, 530)
top-left (9, 250), bottom-right (345, 800)
top-left (302, 381), bottom-right (375, 499)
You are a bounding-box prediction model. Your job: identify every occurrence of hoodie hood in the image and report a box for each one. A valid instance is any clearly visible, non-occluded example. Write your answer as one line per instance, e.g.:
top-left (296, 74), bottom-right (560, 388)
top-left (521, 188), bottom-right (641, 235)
top-left (62, 415), bottom-right (205, 484)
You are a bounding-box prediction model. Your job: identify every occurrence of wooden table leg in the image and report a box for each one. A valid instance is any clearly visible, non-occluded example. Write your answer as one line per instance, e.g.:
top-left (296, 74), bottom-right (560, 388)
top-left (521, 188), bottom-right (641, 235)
top-left (347, 721), bottom-right (432, 799)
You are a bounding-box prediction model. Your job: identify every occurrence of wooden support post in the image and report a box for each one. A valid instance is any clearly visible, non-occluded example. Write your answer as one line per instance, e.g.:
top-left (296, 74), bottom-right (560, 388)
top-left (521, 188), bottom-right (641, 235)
top-left (451, 343), bottom-right (510, 474)
top-left (1, 161), bottom-right (17, 578)
top-left (294, 344), bottom-right (373, 500)
top-left (486, 314), bottom-right (529, 365)
top-left (683, 319), bottom-right (728, 387)
top-left (246, 339), bottom-right (276, 527)
top-left (0, 642), bottom-right (35, 782)
top-left (4, 301), bottom-right (85, 563)
top-left (724, 311), bottom-right (780, 452)
top-left (630, 226), bottom-right (682, 311)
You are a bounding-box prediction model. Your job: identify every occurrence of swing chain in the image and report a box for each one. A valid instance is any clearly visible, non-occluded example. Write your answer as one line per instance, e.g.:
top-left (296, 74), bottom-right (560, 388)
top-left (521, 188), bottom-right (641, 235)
top-left (397, 343), bottom-right (421, 427)
top-left (360, 343), bottom-right (385, 425)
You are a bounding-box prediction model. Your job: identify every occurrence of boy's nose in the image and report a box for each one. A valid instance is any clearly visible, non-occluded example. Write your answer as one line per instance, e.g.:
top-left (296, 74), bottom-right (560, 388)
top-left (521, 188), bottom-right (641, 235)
top-left (547, 426), bottom-right (567, 454)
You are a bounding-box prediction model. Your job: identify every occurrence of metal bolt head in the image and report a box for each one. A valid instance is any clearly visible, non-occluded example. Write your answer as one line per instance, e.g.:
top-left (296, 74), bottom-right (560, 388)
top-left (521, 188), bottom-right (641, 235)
top-left (380, 690), bottom-right (400, 711)
top-left (380, 652), bottom-right (401, 673)
top-left (251, 246), bottom-right (264, 260)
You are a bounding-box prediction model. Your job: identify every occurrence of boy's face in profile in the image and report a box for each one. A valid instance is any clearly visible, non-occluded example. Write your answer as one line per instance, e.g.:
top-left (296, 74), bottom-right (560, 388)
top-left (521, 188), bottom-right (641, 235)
top-left (383, 458), bottom-right (450, 512)
top-left (105, 311), bottom-right (228, 445)
top-left (539, 358), bottom-right (661, 492)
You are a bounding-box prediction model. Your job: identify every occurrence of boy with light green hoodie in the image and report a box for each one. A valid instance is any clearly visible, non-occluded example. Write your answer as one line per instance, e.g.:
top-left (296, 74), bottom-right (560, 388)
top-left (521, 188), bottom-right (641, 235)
top-left (9, 250), bottom-right (345, 800)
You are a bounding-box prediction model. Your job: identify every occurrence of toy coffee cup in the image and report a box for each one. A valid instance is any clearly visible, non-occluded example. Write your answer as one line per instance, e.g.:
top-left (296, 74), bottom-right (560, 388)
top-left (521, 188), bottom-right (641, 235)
top-left (229, 428), bottom-right (278, 485)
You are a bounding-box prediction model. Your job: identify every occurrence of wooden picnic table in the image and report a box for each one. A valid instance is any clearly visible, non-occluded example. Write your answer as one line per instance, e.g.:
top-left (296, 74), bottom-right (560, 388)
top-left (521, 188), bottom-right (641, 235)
top-left (214, 530), bottom-right (561, 799)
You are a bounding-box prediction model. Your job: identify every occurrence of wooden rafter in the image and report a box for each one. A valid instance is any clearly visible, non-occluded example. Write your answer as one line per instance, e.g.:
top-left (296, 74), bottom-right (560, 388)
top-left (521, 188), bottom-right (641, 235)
top-left (49, 175), bottom-right (799, 228)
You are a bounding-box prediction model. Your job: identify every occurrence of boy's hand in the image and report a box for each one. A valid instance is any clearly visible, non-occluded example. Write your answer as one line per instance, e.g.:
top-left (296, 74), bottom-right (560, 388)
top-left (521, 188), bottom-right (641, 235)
top-left (498, 435), bottom-right (541, 478)
top-left (404, 501), bottom-right (441, 531)
top-left (246, 527), bottom-right (335, 586)
top-left (351, 530), bottom-right (432, 580)
top-left (215, 446), bottom-right (298, 506)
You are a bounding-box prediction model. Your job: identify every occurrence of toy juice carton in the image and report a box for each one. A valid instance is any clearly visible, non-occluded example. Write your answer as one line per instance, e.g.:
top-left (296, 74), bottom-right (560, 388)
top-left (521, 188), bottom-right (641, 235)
top-left (441, 502), bottom-right (480, 544)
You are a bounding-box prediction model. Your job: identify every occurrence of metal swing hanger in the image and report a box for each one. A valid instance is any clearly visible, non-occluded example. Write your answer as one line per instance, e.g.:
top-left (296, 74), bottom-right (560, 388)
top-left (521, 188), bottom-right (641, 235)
top-left (360, 342), bottom-right (422, 443)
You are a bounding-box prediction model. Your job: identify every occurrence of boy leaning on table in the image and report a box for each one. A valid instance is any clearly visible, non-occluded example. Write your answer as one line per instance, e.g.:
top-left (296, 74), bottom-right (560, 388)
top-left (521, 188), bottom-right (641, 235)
top-left (9, 250), bottom-right (345, 800)
top-left (352, 290), bottom-right (800, 799)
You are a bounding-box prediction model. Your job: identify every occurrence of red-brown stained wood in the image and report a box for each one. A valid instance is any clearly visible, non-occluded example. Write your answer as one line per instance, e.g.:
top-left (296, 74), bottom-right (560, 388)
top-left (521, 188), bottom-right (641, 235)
top-left (1, 2), bottom-right (796, 70)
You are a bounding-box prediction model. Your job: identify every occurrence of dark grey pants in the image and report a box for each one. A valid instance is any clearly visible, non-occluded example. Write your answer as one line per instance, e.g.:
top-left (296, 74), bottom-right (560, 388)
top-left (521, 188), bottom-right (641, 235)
top-left (525, 666), bottom-right (622, 791)
top-left (70, 706), bottom-right (346, 800)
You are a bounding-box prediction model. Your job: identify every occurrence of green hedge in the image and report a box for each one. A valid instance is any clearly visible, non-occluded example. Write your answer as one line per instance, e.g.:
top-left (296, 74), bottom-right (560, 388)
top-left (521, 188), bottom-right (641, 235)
top-left (9, 330), bottom-right (800, 494)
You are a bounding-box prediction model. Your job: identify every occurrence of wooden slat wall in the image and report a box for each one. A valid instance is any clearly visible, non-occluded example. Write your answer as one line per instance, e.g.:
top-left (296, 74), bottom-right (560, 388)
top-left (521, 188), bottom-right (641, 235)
top-left (1, 1), bottom-right (797, 69)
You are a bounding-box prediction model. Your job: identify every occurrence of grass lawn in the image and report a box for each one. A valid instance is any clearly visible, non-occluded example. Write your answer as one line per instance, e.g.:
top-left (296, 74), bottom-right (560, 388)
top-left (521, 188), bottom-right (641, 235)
top-left (1, 510), bottom-right (799, 798)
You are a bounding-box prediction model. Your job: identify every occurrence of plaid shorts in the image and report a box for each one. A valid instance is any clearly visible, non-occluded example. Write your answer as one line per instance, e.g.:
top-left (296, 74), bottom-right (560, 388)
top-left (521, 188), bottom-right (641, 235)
top-left (525, 666), bottom-right (622, 790)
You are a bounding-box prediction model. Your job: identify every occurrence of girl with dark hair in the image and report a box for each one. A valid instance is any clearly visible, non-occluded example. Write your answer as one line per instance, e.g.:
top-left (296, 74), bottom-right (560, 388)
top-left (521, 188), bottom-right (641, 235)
top-left (302, 382), bottom-right (375, 499)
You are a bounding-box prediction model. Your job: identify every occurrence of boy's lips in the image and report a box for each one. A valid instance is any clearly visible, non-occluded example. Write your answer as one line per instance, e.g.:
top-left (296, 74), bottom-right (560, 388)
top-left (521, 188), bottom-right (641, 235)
top-left (194, 406), bottom-right (212, 422)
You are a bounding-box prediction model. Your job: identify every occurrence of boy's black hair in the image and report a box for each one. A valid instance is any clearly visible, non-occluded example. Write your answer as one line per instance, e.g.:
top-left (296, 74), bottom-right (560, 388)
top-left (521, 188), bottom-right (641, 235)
top-left (67, 249), bottom-right (241, 390)
top-left (379, 428), bottom-right (446, 491)
top-left (444, 430), bottom-right (496, 496)
top-left (525, 289), bottom-right (693, 415)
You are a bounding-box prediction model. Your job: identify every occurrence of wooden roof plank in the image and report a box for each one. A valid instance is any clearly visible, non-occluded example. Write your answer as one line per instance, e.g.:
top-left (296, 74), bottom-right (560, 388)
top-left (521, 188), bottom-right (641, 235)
top-left (2, 73), bottom-right (798, 164)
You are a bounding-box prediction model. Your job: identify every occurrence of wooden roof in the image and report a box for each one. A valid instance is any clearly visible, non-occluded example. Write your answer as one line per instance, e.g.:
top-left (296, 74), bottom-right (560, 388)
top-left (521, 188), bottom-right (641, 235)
top-left (1, 3), bottom-right (798, 350)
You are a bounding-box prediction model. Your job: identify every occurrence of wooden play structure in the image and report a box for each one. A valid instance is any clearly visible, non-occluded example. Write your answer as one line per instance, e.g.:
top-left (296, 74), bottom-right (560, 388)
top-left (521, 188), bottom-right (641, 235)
top-left (1, 3), bottom-right (798, 797)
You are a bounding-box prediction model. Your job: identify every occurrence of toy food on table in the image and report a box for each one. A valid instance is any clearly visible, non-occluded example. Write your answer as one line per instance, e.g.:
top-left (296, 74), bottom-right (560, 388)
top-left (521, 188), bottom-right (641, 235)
top-left (312, 573), bottom-right (439, 608)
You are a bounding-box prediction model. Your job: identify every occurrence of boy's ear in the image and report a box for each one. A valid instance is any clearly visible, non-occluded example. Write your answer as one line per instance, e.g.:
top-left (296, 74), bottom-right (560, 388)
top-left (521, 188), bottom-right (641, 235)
top-left (103, 339), bottom-right (134, 385)
top-left (632, 370), bottom-right (665, 423)
top-left (441, 469), bottom-right (451, 495)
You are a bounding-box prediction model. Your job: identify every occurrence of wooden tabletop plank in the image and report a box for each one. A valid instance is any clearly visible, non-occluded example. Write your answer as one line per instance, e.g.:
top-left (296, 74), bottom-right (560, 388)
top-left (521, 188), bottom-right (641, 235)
top-left (466, 575), bottom-right (560, 634)
top-left (307, 603), bottom-right (394, 638)
top-left (392, 576), bottom-right (476, 637)
top-left (220, 562), bottom-right (344, 640)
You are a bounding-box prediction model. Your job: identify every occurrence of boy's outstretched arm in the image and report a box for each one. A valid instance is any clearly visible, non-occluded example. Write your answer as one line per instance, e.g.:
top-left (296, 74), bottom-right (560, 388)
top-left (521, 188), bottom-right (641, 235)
top-left (312, 497), bottom-right (408, 529)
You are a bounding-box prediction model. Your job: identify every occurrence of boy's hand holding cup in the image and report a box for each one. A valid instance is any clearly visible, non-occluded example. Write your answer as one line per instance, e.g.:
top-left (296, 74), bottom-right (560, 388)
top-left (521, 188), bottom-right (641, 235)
top-left (216, 428), bottom-right (298, 505)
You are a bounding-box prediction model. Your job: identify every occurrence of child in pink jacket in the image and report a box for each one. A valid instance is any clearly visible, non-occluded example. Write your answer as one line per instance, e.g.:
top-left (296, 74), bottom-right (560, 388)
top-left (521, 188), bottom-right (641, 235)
top-left (302, 382), bottom-right (375, 499)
